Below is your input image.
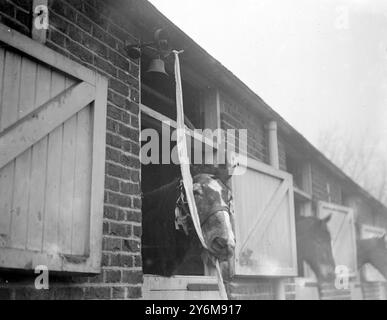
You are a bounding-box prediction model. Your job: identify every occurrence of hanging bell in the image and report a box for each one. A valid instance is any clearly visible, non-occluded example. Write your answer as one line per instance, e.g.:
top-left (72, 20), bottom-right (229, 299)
top-left (126, 45), bottom-right (142, 60)
top-left (146, 58), bottom-right (168, 77)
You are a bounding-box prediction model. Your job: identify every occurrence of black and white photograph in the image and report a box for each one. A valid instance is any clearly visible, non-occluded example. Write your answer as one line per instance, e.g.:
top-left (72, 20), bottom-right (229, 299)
top-left (0, 0), bottom-right (386, 304)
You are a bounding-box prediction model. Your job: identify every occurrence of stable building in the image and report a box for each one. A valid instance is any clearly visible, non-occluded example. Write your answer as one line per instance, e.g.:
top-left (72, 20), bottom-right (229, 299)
top-left (0, 0), bottom-right (386, 300)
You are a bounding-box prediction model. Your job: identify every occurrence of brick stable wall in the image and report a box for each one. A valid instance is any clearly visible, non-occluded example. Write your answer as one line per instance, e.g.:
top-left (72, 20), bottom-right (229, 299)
top-left (311, 163), bottom-right (343, 205)
top-left (0, 0), bottom-right (142, 299)
top-left (0, 0), bottom-right (32, 36)
top-left (220, 93), bottom-right (269, 163)
top-left (278, 136), bottom-right (287, 172)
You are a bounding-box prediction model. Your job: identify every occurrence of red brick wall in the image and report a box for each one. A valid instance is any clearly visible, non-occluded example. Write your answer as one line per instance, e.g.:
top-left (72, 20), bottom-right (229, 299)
top-left (220, 93), bottom-right (269, 163)
top-left (0, 0), bottom-right (32, 36)
top-left (311, 164), bottom-right (343, 205)
top-left (0, 0), bottom-right (142, 300)
top-left (278, 135), bottom-right (287, 171)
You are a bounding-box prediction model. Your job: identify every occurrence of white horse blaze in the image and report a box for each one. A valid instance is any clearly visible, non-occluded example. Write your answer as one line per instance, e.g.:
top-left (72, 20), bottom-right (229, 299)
top-left (223, 211), bottom-right (235, 244)
top-left (207, 179), bottom-right (235, 244)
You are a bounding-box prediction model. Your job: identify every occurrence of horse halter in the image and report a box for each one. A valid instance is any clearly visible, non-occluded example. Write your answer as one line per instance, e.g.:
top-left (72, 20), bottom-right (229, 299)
top-left (175, 178), bottom-right (233, 236)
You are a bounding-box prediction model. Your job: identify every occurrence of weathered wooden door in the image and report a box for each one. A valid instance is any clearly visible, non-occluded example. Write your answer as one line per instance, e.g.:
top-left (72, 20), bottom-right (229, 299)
top-left (231, 157), bottom-right (298, 277)
top-left (359, 225), bottom-right (386, 300)
top-left (360, 225), bottom-right (386, 282)
top-left (318, 201), bottom-right (357, 276)
top-left (0, 24), bottom-right (107, 273)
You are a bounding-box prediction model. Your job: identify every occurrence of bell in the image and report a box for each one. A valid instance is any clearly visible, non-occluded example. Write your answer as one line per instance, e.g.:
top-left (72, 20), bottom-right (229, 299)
top-left (126, 46), bottom-right (142, 60)
top-left (128, 47), bottom-right (141, 60)
top-left (146, 58), bottom-right (168, 77)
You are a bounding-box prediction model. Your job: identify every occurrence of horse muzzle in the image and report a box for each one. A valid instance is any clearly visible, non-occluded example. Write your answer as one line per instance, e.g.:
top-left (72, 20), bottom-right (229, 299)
top-left (318, 264), bottom-right (336, 282)
top-left (210, 236), bottom-right (235, 261)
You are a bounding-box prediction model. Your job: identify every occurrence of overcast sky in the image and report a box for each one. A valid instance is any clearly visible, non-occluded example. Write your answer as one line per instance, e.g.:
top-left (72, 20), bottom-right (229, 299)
top-left (148, 0), bottom-right (387, 156)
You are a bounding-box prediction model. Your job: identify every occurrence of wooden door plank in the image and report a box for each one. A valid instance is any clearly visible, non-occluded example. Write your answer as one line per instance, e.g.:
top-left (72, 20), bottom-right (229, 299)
top-left (0, 47), bottom-right (5, 126)
top-left (10, 148), bottom-right (31, 249)
top-left (58, 113), bottom-right (77, 255)
top-left (0, 50), bottom-right (21, 131)
top-left (9, 56), bottom-right (38, 250)
top-left (0, 48), bottom-right (13, 245)
top-left (71, 105), bottom-right (92, 255)
top-left (18, 57), bottom-right (38, 119)
top-left (27, 64), bottom-right (50, 251)
top-left (42, 72), bottom-right (66, 252)
top-left (0, 81), bottom-right (95, 168)
top-left (0, 162), bottom-right (14, 245)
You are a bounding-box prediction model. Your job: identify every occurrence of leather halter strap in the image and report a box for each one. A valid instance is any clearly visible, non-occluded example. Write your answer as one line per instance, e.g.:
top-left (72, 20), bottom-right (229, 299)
top-left (199, 205), bottom-right (230, 227)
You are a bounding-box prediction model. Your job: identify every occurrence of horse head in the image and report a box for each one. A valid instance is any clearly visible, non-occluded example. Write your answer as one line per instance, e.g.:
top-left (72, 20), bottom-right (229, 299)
top-left (296, 215), bottom-right (336, 282)
top-left (189, 173), bottom-right (235, 261)
top-left (357, 235), bottom-right (387, 279)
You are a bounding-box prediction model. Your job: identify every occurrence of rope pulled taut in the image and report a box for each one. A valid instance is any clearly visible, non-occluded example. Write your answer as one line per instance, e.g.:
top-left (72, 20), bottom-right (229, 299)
top-left (173, 50), bottom-right (228, 300)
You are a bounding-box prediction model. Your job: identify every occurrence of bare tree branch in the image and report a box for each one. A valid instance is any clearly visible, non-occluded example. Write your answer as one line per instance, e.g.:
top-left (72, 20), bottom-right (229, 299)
top-left (317, 129), bottom-right (387, 207)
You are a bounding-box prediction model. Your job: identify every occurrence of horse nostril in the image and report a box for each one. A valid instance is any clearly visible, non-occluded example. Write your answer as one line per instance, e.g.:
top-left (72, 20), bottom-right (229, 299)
top-left (213, 237), bottom-right (227, 250)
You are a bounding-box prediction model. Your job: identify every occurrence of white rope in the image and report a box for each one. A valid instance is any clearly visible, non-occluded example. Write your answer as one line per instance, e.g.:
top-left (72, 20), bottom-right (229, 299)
top-left (173, 50), bottom-right (228, 300)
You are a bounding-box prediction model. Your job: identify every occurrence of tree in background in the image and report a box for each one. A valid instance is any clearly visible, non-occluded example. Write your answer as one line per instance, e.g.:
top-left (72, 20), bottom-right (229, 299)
top-left (318, 128), bottom-right (387, 206)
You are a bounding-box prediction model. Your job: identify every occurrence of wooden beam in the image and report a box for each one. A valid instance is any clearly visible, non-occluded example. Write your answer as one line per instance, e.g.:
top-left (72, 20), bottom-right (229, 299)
top-left (140, 103), bottom-right (219, 150)
top-left (88, 74), bottom-right (108, 272)
top-left (267, 121), bottom-right (279, 170)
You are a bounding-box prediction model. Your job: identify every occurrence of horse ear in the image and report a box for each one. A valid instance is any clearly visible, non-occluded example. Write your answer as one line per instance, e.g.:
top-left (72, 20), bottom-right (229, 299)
top-left (322, 214), bottom-right (332, 224)
top-left (214, 166), bottom-right (232, 184)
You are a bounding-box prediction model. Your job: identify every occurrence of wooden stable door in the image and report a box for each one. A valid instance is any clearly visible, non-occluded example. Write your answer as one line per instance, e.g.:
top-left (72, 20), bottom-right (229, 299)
top-left (231, 157), bottom-right (298, 277)
top-left (359, 225), bottom-right (386, 300)
top-left (318, 201), bottom-right (357, 276)
top-left (360, 225), bottom-right (386, 282)
top-left (0, 25), bottom-right (107, 273)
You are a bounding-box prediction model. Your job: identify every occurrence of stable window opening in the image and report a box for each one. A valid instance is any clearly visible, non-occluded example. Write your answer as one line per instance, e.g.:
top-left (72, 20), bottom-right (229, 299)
top-left (140, 55), bottom-right (219, 278)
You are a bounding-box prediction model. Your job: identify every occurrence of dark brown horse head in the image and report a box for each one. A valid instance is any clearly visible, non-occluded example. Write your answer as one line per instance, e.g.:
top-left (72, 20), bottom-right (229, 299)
top-left (357, 235), bottom-right (387, 279)
top-left (296, 215), bottom-right (336, 282)
top-left (192, 173), bottom-right (235, 261)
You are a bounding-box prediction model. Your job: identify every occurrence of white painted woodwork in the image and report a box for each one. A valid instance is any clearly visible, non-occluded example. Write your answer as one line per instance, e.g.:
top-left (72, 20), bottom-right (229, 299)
top-left (231, 157), bottom-right (298, 276)
top-left (360, 225), bottom-right (386, 282)
top-left (0, 25), bottom-right (108, 273)
top-left (318, 201), bottom-right (358, 276)
top-left (266, 121), bottom-right (279, 170)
